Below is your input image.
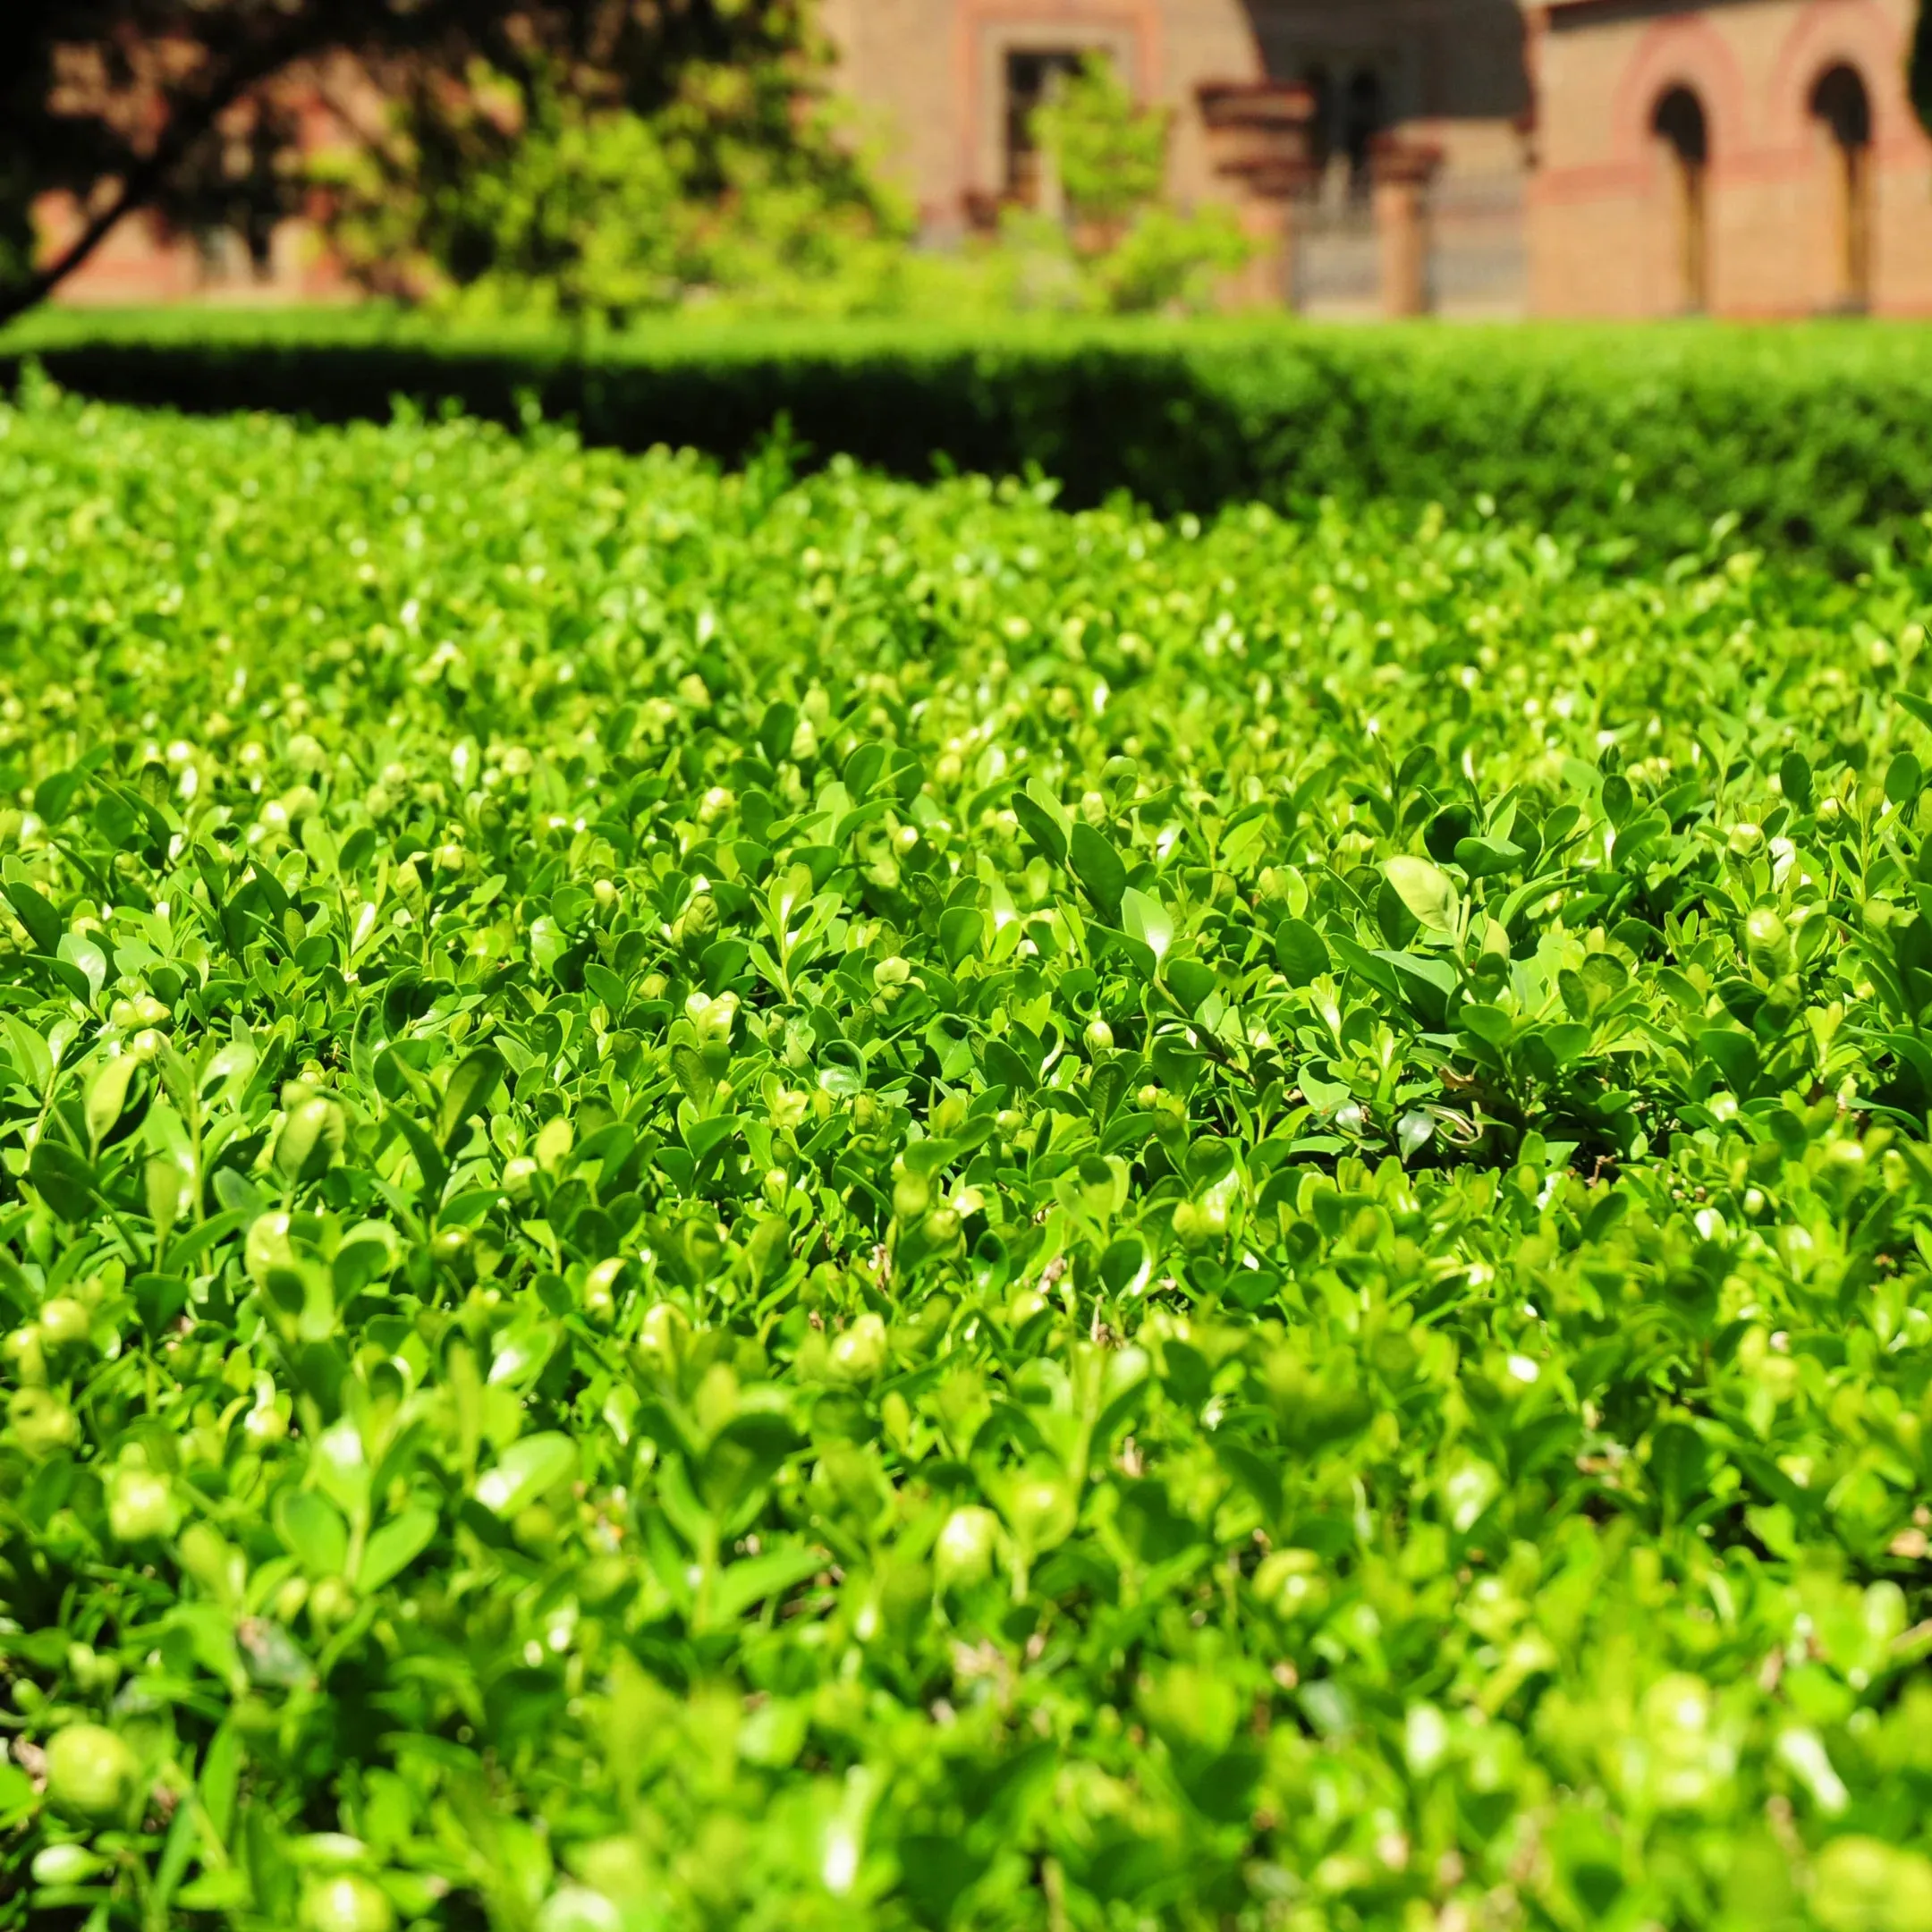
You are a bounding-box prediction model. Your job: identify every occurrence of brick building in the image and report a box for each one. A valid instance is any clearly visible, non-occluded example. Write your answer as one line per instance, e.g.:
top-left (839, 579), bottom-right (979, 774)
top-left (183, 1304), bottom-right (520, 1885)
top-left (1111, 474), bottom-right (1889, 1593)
top-left (40, 0), bottom-right (1932, 317)
top-left (820, 0), bottom-right (1537, 315)
top-left (1524, 0), bottom-right (1932, 315)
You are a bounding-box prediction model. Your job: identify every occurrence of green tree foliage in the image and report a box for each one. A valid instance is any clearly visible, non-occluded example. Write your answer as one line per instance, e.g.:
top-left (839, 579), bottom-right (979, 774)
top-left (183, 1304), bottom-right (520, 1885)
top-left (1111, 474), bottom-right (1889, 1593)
top-left (318, 30), bottom-right (908, 324)
top-left (1030, 54), bottom-right (1170, 230)
top-left (0, 1), bottom-right (437, 322)
top-left (1020, 54), bottom-right (1249, 314)
top-left (0, 1), bottom-right (876, 326)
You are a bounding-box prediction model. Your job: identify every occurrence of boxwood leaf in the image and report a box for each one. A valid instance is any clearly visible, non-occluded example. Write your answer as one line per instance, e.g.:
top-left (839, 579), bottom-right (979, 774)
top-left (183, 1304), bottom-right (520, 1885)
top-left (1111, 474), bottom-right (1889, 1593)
top-left (357, 1504), bottom-right (438, 1592)
top-left (1120, 886), bottom-right (1173, 962)
top-left (3, 878), bottom-right (61, 954)
top-left (275, 1489), bottom-right (349, 1579)
top-left (708, 1544), bottom-right (823, 1624)
top-left (85, 1055), bottom-right (138, 1150)
top-left (439, 1045), bottom-right (504, 1153)
top-left (1383, 856), bottom-right (1461, 937)
top-left (1069, 823), bottom-right (1126, 916)
top-left (1011, 789), bottom-right (1067, 869)
top-left (1275, 918), bottom-right (1329, 983)
top-left (29, 1138), bottom-right (96, 1222)
top-left (476, 1433), bottom-right (577, 1518)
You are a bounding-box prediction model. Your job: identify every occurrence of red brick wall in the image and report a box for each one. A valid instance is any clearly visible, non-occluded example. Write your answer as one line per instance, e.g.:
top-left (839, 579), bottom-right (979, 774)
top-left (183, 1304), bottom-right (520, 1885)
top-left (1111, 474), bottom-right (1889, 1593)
top-left (39, 192), bottom-right (354, 308)
top-left (41, 57), bottom-right (366, 309)
top-left (820, 0), bottom-right (1265, 233)
top-left (1528, 0), bottom-right (1932, 317)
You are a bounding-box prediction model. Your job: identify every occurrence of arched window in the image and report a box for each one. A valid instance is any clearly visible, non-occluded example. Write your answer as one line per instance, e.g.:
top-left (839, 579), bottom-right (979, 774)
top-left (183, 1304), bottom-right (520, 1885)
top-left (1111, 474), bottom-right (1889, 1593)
top-left (1811, 64), bottom-right (1872, 309)
top-left (1652, 87), bottom-right (1709, 313)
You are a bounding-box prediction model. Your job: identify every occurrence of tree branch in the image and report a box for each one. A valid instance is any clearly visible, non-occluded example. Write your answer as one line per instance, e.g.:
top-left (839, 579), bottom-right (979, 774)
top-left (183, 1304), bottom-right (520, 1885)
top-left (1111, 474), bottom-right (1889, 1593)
top-left (0, 1), bottom-right (465, 330)
top-left (3, 173), bottom-right (164, 332)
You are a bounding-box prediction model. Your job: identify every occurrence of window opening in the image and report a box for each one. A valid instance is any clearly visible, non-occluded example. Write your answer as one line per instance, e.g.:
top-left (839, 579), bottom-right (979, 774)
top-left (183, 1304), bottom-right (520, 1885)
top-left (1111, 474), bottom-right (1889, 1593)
top-left (1343, 67), bottom-right (1383, 199)
top-left (1811, 65), bottom-right (1872, 309)
top-left (1652, 86), bottom-right (1709, 312)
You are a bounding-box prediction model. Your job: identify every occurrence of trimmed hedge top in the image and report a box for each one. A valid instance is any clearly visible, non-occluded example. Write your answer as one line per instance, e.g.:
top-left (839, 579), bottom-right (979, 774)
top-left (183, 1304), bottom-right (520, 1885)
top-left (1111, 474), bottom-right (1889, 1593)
top-left (5, 309), bottom-right (1932, 570)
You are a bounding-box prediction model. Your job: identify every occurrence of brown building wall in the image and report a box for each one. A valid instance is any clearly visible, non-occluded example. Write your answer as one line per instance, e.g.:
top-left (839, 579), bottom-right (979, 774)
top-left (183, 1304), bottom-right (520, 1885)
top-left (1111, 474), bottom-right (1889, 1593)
top-left (823, 0), bottom-right (1932, 315)
top-left (39, 194), bottom-right (353, 308)
top-left (41, 57), bottom-right (366, 309)
top-left (819, 0), bottom-right (1267, 233)
top-left (1527, 0), bottom-right (1932, 317)
top-left (823, 2), bottom-right (1530, 216)
top-left (822, 0), bottom-right (1535, 309)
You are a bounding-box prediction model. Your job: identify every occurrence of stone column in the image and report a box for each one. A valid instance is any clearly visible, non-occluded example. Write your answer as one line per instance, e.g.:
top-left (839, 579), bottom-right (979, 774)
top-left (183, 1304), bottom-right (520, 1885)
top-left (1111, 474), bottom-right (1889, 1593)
top-left (1371, 140), bottom-right (1444, 318)
top-left (1195, 82), bottom-right (1318, 311)
top-left (1230, 199), bottom-right (1292, 309)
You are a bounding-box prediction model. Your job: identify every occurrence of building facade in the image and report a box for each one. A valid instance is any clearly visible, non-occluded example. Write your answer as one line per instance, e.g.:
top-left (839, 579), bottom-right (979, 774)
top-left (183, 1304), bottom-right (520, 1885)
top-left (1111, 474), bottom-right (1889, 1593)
top-left (38, 0), bottom-right (1932, 318)
top-left (821, 0), bottom-right (1932, 316)
top-left (1524, 0), bottom-right (1932, 315)
top-left (819, 0), bottom-right (1535, 315)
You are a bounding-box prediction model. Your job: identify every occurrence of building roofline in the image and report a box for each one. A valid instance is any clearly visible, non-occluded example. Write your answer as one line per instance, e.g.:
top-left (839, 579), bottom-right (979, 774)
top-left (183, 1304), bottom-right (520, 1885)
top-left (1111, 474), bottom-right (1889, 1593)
top-left (1527, 0), bottom-right (1762, 18)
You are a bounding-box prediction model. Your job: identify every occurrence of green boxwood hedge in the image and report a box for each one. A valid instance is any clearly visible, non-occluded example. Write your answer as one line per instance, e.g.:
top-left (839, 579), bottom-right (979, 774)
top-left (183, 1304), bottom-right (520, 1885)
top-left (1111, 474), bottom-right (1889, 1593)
top-left (4, 309), bottom-right (1932, 569)
top-left (1, 378), bottom-right (1932, 1932)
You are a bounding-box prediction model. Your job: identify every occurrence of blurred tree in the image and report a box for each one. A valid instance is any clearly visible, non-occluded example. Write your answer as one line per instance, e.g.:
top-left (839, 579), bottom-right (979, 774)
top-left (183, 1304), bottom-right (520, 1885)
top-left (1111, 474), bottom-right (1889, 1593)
top-left (0, 2), bottom-right (850, 326)
top-left (1019, 54), bottom-right (1249, 315)
top-left (315, 13), bottom-right (902, 322)
top-left (1030, 55), bottom-right (1170, 238)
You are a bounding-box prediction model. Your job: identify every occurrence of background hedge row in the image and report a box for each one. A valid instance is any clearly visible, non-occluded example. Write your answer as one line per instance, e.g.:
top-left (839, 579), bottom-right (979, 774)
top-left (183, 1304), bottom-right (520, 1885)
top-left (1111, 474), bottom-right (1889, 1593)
top-left (4, 308), bottom-right (1930, 569)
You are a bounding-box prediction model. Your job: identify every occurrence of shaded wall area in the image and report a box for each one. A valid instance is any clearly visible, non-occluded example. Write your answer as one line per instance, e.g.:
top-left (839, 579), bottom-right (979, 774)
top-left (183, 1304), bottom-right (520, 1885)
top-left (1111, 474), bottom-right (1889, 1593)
top-left (1235, 0), bottom-right (1531, 317)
